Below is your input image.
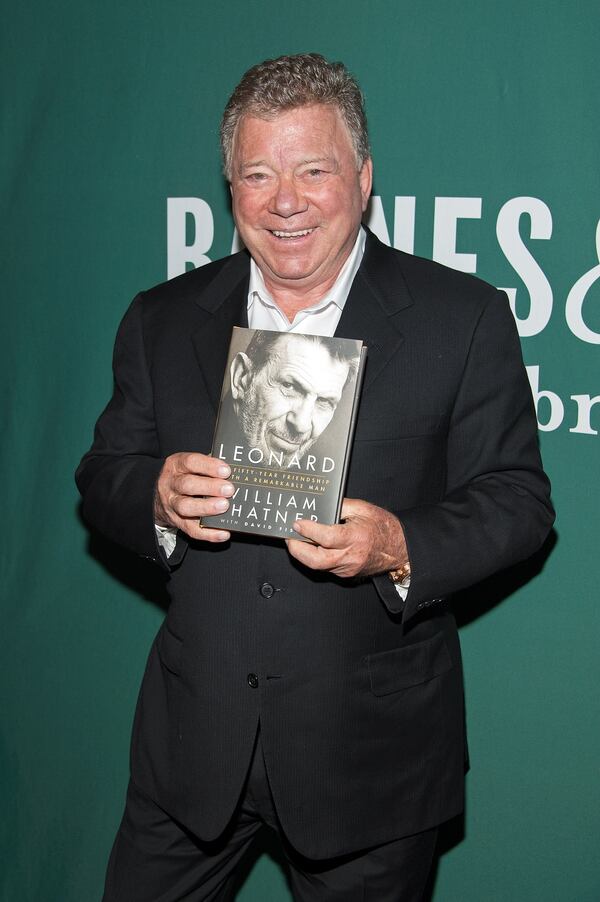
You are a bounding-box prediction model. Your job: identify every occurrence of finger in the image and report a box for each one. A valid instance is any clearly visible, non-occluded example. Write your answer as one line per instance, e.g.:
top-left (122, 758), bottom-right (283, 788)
top-left (340, 497), bottom-right (363, 520)
top-left (182, 519), bottom-right (231, 543)
top-left (172, 494), bottom-right (231, 520)
top-left (182, 452), bottom-right (231, 478)
top-left (286, 538), bottom-right (341, 571)
top-left (291, 518), bottom-right (347, 548)
top-left (174, 473), bottom-right (235, 499)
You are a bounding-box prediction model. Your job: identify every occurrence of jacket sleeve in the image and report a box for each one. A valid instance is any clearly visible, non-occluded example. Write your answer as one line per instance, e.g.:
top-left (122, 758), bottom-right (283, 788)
top-left (75, 294), bottom-right (187, 570)
top-left (373, 289), bottom-right (554, 622)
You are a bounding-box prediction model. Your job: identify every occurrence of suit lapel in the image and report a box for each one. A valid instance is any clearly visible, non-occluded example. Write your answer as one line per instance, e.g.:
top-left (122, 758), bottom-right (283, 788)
top-left (335, 231), bottom-right (414, 390)
top-left (190, 253), bottom-right (250, 412)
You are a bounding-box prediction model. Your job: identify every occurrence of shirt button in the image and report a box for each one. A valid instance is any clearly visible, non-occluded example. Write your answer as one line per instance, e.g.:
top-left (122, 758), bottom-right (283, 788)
top-left (259, 582), bottom-right (275, 598)
top-left (247, 673), bottom-right (259, 689)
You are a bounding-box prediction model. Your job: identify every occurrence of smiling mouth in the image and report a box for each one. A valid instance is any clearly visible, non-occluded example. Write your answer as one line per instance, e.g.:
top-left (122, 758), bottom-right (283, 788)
top-left (270, 228), bottom-right (315, 239)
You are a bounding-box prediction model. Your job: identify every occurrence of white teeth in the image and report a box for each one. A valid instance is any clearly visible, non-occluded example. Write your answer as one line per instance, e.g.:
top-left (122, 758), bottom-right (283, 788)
top-left (271, 229), bottom-right (314, 238)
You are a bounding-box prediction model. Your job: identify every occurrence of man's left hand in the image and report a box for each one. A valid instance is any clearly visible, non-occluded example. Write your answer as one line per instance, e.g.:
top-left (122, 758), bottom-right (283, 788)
top-left (286, 498), bottom-right (408, 579)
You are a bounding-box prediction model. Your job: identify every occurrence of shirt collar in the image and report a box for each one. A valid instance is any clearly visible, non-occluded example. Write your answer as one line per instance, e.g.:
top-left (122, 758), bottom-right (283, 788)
top-left (248, 226), bottom-right (366, 320)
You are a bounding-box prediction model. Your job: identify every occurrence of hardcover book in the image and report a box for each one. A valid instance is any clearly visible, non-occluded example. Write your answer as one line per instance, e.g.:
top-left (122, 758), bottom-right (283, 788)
top-left (201, 327), bottom-right (366, 540)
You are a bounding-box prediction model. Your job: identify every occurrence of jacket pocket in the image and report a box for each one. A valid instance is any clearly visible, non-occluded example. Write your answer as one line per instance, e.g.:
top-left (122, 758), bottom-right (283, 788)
top-left (157, 622), bottom-right (183, 676)
top-left (366, 632), bottom-right (453, 697)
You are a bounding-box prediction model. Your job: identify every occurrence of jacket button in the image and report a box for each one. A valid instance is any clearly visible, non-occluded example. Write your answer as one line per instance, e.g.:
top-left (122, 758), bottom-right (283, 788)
top-left (247, 673), bottom-right (259, 689)
top-left (259, 582), bottom-right (275, 598)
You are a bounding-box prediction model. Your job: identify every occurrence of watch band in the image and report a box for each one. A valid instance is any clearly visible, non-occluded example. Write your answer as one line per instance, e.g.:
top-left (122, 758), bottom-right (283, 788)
top-left (388, 561), bottom-right (411, 587)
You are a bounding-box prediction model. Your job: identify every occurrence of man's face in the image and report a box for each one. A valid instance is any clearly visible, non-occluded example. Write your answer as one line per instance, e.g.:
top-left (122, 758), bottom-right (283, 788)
top-left (230, 104), bottom-right (372, 300)
top-left (234, 336), bottom-right (351, 459)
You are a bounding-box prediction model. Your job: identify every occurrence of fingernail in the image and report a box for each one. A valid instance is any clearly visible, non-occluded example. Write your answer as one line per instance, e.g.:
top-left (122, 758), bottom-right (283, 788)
top-left (221, 483), bottom-right (234, 496)
top-left (215, 499), bottom-right (229, 512)
top-left (218, 465), bottom-right (231, 477)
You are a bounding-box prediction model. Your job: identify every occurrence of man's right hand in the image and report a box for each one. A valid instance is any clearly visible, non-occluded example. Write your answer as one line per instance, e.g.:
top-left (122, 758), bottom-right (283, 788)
top-left (154, 452), bottom-right (234, 543)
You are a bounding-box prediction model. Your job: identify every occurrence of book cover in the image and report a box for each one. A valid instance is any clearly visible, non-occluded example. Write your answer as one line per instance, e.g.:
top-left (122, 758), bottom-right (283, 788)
top-left (201, 327), bottom-right (366, 540)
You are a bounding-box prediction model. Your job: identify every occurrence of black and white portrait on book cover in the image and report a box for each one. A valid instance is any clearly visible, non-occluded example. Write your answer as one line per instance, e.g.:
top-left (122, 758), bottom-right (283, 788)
top-left (202, 327), bottom-right (366, 538)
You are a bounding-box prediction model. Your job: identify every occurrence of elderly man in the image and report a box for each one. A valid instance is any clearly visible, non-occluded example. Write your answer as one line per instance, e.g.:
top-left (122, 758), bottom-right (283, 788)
top-left (77, 53), bottom-right (554, 901)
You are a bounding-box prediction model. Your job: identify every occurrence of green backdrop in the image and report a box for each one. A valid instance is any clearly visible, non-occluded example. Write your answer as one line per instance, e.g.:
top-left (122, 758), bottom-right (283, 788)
top-left (2, 2), bottom-right (599, 900)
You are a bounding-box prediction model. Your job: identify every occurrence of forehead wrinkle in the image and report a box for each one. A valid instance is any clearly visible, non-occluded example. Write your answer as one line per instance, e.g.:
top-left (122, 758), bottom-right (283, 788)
top-left (235, 108), bottom-right (348, 171)
top-left (240, 159), bottom-right (270, 169)
top-left (299, 155), bottom-right (332, 164)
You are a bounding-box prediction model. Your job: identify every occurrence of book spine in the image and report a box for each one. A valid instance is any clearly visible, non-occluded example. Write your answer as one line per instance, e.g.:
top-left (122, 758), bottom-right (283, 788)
top-left (334, 344), bottom-right (368, 522)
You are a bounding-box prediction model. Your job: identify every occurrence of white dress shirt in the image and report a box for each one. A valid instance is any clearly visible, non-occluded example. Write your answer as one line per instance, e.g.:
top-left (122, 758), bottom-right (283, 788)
top-left (247, 226), bottom-right (365, 336)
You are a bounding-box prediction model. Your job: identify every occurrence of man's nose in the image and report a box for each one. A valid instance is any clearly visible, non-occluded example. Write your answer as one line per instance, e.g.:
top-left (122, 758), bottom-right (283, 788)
top-left (287, 396), bottom-right (315, 435)
top-left (269, 176), bottom-right (308, 218)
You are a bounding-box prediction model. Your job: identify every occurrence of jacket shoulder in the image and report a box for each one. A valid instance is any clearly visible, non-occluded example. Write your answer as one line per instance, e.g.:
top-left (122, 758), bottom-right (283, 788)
top-left (363, 230), bottom-right (502, 318)
top-left (140, 251), bottom-right (250, 309)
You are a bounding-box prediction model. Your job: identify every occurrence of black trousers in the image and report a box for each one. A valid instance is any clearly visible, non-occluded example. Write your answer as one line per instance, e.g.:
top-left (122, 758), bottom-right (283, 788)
top-left (103, 732), bottom-right (438, 902)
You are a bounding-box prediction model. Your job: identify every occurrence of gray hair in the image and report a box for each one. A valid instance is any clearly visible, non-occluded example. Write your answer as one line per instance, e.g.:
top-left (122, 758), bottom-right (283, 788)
top-left (220, 53), bottom-right (370, 181)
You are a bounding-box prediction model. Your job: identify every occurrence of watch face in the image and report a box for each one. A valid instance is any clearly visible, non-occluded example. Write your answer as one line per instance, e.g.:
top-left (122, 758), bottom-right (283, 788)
top-left (389, 571), bottom-right (411, 588)
top-left (389, 563), bottom-right (411, 584)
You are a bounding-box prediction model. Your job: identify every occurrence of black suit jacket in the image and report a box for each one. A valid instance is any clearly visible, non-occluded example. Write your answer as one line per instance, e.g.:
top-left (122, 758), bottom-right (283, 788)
top-left (76, 231), bottom-right (553, 859)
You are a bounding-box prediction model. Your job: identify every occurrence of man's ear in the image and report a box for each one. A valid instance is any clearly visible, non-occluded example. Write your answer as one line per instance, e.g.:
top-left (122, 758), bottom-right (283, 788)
top-left (230, 352), bottom-right (252, 401)
top-left (359, 157), bottom-right (373, 212)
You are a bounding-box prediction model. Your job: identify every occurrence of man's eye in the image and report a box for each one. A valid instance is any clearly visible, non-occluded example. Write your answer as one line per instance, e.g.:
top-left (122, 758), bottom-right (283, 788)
top-left (280, 380), bottom-right (301, 397)
top-left (317, 398), bottom-right (335, 410)
top-left (245, 172), bottom-right (268, 183)
top-left (297, 167), bottom-right (327, 180)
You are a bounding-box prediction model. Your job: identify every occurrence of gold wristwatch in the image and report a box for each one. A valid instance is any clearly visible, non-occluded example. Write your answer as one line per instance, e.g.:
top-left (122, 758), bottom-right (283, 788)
top-left (388, 562), bottom-right (411, 588)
